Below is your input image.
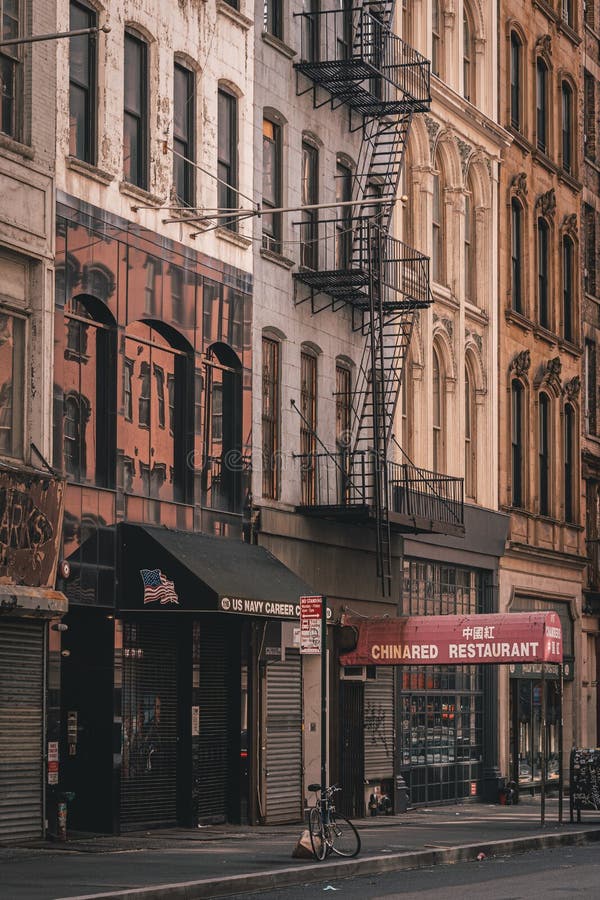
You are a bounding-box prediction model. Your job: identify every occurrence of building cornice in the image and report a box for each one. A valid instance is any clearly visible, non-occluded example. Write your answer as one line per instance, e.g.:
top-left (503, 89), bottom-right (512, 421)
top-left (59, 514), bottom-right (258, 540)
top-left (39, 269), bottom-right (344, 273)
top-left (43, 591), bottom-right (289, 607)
top-left (430, 79), bottom-right (512, 152)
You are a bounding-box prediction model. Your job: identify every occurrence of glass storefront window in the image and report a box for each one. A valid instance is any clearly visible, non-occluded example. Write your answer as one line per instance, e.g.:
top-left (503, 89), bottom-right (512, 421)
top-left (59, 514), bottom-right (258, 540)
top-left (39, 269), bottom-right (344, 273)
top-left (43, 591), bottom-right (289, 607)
top-left (511, 677), bottom-right (560, 786)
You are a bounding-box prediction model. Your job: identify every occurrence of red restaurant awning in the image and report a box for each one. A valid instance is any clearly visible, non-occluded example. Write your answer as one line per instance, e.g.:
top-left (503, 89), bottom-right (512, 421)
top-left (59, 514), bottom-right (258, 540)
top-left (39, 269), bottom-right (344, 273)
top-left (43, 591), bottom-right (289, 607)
top-left (339, 612), bottom-right (563, 666)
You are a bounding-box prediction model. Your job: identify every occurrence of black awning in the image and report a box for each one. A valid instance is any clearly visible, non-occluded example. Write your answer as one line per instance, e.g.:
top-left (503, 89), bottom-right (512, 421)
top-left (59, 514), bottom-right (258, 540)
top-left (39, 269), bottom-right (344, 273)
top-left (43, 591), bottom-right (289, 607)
top-left (119, 524), bottom-right (315, 617)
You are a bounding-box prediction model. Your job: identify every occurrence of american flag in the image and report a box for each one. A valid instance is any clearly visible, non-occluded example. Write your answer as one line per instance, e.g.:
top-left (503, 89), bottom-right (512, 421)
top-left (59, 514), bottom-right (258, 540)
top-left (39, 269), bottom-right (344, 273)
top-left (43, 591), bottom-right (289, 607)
top-left (140, 569), bottom-right (179, 605)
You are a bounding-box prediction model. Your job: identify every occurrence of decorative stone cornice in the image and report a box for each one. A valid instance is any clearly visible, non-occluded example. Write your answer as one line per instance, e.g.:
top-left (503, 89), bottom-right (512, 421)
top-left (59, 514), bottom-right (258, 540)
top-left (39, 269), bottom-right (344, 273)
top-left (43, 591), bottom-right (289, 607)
top-left (563, 375), bottom-right (581, 400)
top-left (424, 115), bottom-right (441, 155)
top-left (511, 172), bottom-right (527, 201)
top-left (535, 33), bottom-right (552, 57)
top-left (535, 188), bottom-right (556, 221)
top-left (538, 356), bottom-right (562, 394)
top-left (561, 212), bottom-right (578, 239)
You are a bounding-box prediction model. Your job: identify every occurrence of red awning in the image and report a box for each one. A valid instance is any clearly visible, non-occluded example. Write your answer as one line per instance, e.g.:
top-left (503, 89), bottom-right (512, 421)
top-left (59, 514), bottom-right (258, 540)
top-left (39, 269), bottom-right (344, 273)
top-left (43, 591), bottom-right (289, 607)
top-left (339, 612), bottom-right (563, 666)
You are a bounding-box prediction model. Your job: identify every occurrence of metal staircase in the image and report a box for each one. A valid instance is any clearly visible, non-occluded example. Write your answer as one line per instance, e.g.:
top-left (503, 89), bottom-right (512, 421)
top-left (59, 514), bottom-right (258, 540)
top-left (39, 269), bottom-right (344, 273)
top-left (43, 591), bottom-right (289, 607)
top-left (293, 2), bottom-right (463, 594)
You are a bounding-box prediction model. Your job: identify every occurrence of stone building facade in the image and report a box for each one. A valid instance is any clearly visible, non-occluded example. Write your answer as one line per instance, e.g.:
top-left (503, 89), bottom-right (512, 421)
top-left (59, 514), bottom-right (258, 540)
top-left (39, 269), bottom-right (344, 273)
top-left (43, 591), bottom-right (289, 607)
top-left (497, 0), bottom-right (586, 788)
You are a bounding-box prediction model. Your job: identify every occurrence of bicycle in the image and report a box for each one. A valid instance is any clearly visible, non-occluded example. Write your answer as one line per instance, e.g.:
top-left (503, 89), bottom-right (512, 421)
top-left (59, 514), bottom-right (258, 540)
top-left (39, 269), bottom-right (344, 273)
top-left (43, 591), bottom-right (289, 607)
top-left (307, 783), bottom-right (361, 860)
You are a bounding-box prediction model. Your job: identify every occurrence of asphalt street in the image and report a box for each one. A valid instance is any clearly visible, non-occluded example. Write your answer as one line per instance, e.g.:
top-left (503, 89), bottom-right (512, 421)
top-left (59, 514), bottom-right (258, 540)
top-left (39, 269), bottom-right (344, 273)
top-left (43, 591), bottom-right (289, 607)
top-left (225, 843), bottom-right (600, 899)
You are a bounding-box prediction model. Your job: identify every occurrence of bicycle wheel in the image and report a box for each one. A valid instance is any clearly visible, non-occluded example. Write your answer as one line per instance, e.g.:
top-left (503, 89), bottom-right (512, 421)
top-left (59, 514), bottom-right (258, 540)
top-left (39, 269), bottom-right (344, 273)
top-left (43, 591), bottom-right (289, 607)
top-left (329, 813), bottom-right (361, 858)
top-left (309, 806), bottom-right (327, 861)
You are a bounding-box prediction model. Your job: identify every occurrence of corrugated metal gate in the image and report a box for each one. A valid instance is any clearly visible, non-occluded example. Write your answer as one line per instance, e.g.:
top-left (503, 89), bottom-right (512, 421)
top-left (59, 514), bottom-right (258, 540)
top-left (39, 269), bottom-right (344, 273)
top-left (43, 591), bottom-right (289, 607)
top-left (364, 669), bottom-right (395, 781)
top-left (193, 618), bottom-right (229, 823)
top-left (121, 619), bottom-right (178, 829)
top-left (265, 649), bottom-right (303, 823)
top-left (0, 618), bottom-right (45, 842)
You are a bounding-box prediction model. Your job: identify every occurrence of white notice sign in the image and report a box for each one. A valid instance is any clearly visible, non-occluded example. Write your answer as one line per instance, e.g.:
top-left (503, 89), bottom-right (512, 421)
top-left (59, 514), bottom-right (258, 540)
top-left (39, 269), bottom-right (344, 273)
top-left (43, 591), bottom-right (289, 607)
top-left (300, 595), bottom-right (323, 655)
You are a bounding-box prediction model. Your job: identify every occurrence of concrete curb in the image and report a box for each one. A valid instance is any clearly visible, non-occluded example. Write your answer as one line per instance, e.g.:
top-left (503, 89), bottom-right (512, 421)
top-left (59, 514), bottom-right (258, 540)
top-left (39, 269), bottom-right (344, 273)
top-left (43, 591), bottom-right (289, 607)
top-left (56, 827), bottom-right (600, 900)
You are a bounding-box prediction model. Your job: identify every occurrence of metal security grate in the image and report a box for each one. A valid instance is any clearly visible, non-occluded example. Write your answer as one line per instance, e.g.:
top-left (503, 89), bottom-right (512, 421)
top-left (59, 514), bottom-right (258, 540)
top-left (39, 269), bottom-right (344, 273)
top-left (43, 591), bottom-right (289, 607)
top-left (265, 650), bottom-right (303, 824)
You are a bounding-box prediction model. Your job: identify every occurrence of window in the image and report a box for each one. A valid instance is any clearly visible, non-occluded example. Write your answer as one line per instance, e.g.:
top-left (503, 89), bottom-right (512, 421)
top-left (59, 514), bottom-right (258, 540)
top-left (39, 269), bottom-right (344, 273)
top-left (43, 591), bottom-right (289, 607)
top-left (64, 395), bottom-right (84, 480)
top-left (300, 349), bottom-right (317, 505)
top-left (562, 236), bottom-right (574, 342)
top-left (301, 141), bottom-right (319, 269)
top-left (465, 364), bottom-right (476, 500)
top-left (536, 58), bottom-right (548, 153)
top-left (585, 0), bottom-right (595, 28)
top-left (511, 200), bottom-right (523, 314)
top-left (202, 344), bottom-right (243, 512)
top-left (537, 218), bottom-right (550, 329)
top-left (262, 118), bottom-right (282, 253)
top-left (336, 0), bottom-right (352, 61)
top-left (0, 0), bottom-right (20, 138)
top-left (463, 7), bottom-right (474, 102)
top-left (138, 361), bottom-right (150, 426)
top-left (264, 0), bottom-right (282, 39)
top-left (432, 165), bottom-right (443, 283)
top-left (562, 0), bottom-right (574, 28)
top-left (586, 339), bottom-right (597, 435)
top-left (464, 178), bottom-right (475, 302)
top-left (432, 346), bottom-right (445, 472)
top-left (336, 363), bottom-right (351, 450)
top-left (561, 82), bottom-right (573, 174)
top-left (539, 393), bottom-right (550, 516)
top-left (123, 358), bottom-right (134, 422)
top-left (335, 161), bottom-right (352, 270)
top-left (223, 0), bottom-right (239, 11)
top-left (564, 404), bottom-right (575, 524)
top-left (584, 71), bottom-right (595, 160)
top-left (123, 31), bottom-right (148, 189)
top-left (402, 0), bottom-right (411, 45)
top-left (262, 336), bottom-right (280, 500)
top-left (584, 204), bottom-right (596, 295)
top-left (511, 380), bottom-right (524, 507)
top-left (301, 0), bottom-right (319, 63)
top-left (0, 312), bottom-right (24, 458)
top-left (510, 32), bottom-right (521, 130)
top-left (218, 87), bottom-right (238, 231)
top-left (153, 364), bottom-right (165, 428)
top-left (69, 1), bottom-right (97, 162)
top-left (173, 62), bottom-right (195, 206)
top-left (432, 0), bottom-right (441, 77)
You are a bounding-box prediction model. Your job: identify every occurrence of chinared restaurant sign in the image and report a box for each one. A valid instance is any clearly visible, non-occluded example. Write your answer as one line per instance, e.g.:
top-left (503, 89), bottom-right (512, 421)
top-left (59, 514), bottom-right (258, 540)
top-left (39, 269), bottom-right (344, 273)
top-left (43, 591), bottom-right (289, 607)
top-left (339, 612), bottom-right (563, 667)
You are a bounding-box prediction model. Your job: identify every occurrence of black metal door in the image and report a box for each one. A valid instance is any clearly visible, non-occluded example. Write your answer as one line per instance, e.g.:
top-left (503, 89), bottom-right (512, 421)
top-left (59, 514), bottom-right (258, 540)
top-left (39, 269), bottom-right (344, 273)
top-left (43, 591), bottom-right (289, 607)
top-left (339, 682), bottom-right (364, 817)
top-left (121, 618), bottom-right (178, 829)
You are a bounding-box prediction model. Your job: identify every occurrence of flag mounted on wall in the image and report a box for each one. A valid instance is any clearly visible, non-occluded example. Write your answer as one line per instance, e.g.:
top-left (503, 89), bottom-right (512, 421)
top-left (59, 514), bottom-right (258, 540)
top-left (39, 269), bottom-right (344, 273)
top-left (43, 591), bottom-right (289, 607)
top-left (140, 568), bottom-right (179, 605)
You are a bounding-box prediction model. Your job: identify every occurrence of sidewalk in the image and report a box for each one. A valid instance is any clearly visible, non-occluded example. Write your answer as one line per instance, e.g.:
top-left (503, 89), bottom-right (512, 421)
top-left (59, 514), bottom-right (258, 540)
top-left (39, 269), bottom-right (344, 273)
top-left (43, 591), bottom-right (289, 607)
top-left (2, 797), bottom-right (600, 900)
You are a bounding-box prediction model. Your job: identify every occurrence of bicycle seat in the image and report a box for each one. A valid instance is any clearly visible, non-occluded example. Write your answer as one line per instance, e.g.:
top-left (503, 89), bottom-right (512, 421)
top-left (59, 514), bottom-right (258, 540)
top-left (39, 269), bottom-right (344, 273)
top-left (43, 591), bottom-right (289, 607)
top-left (308, 783), bottom-right (321, 792)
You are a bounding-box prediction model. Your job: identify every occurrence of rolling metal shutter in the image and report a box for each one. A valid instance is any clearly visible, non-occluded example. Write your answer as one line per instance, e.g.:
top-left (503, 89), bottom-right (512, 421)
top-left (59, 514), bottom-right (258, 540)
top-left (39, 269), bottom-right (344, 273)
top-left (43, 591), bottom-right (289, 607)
top-left (121, 619), bottom-right (178, 830)
top-left (0, 618), bottom-right (45, 843)
top-left (364, 668), bottom-right (395, 781)
top-left (265, 649), bottom-right (303, 824)
top-left (193, 619), bottom-right (228, 823)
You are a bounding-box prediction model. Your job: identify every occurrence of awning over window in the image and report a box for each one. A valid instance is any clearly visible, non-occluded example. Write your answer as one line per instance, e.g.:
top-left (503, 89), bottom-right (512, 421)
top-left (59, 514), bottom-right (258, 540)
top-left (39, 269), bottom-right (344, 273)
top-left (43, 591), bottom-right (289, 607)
top-left (119, 524), bottom-right (315, 618)
top-left (339, 612), bottom-right (563, 666)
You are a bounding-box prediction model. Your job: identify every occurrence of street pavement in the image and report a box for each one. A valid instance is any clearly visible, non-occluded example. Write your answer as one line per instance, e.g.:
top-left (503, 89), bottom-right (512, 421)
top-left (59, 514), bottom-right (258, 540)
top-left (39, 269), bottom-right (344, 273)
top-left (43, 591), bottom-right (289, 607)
top-left (1, 797), bottom-right (599, 900)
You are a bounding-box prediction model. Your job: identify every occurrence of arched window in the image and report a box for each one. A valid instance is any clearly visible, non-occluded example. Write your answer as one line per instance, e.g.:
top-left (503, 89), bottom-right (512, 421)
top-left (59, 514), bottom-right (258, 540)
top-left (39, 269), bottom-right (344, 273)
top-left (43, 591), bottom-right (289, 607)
top-left (539, 392), bottom-right (550, 516)
top-left (432, 345), bottom-right (445, 472)
top-left (564, 403), bottom-right (576, 523)
top-left (263, 115), bottom-right (283, 253)
top-left (563, 235), bottom-right (575, 342)
top-left (432, 159), bottom-right (444, 284)
top-left (465, 362), bottom-right (476, 500)
top-left (537, 217), bottom-right (550, 329)
top-left (511, 379), bottom-right (524, 507)
top-left (464, 175), bottom-right (475, 303)
top-left (301, 139), bottom-right (319, 269)
top-left (561, 81), bottom-right (573, 174)
top-left (173, 61), bottom-right (195, 206)
top-left (218, 85), bottom-right (239, 231)
top-left (463, 6), bottom-right (474, 102)
top-left (335, 158), bottom-right (353, 269)
top-left (432, 0), bottom-right (442, 78)
top-left (122, 320), bottom-right (194, 504)
top-left (510, 31), bottom-right (522, 130)
top-left (401, 146), bottom-right (413, 246)
top-left (511, 199), bottom-right (523, 314)
top-left (60, 295), bottom-right (116, 487)
top-left (536, 58), bottom-right (548, 153)
top-left (203, 342), bottom-right (243, 512)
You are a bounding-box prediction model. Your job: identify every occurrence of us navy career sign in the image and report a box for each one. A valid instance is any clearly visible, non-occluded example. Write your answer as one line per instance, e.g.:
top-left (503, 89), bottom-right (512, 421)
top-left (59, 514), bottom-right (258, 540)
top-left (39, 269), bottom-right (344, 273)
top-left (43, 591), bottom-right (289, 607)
top-left (219, 596), bottom-right (301, 619)
top-left (340, 612), bottom-right (563, 667)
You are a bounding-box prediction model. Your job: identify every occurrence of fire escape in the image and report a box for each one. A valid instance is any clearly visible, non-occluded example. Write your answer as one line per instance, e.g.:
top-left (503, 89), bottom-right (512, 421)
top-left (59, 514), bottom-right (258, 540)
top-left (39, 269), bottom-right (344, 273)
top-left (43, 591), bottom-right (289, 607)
top-left (293, 3), bottom-right (464, 595)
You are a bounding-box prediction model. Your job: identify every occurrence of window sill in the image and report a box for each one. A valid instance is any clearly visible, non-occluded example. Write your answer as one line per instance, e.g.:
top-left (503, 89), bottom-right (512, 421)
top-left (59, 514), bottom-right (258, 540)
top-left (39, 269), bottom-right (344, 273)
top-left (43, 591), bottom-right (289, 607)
top-left (505, 308), bottom-right (534, 332)
top-left (584, 153), bottom-right (600, 172)
top-left (260, 246), bottom-right (295, 269)
top-left (557, 168), bottom-right (582, 193)
top-left (261, 31), bottom-right (296, 59)
top-left (507, 126), bottom-right (532, 155)
top-left (215, 226), bottom-right (252, 249)
top-left (216, 0), bottom-right (253, 30)
top-left (119, 181), bottom-right (164, 208)
top-left (66, 156), bottom-right (114, 185)
top-left (558, 337), bottom-right (582, 357)
top-left (532, 148), bottom-right (558, 176)
top-left (0, 133), bottom-right (34, 161)
top-left (533, 324), bottom-right (559, 347)
top-left (532, 0), bottom-right (558, 23)
top-left (557, 19), bottom-right (582, 46)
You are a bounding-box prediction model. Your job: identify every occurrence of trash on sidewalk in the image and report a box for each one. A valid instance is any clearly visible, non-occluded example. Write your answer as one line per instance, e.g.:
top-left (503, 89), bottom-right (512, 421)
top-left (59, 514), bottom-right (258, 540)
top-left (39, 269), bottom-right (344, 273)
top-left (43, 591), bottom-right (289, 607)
top-left (292, 829), bottom-right (316, 859)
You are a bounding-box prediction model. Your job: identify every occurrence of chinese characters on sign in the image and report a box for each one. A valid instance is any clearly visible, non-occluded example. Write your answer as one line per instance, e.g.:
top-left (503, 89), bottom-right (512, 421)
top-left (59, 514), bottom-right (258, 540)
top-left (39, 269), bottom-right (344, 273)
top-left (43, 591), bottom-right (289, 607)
top-left (300, 595), bottom-right (323, 655)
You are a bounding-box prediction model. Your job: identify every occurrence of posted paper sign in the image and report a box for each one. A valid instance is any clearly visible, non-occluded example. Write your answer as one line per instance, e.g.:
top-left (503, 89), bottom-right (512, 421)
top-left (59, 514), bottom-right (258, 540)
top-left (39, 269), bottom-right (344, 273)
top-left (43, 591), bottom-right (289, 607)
top-left (300, 595), bottom-right (323, 655)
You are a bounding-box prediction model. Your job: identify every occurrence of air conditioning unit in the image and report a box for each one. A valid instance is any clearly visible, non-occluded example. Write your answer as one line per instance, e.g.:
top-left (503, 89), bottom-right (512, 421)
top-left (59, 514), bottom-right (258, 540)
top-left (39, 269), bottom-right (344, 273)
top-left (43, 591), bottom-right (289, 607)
top-left (340, 665), bottom-right (377, 681)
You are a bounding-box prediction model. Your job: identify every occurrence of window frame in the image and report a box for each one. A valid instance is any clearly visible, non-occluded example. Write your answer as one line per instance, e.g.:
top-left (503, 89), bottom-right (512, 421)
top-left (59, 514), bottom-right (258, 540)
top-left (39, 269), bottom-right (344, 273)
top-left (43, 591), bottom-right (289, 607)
top-left (564, 402), bottom-right (576, 524)
top-left (0, 0), bottom-right (22, 140)
top-left (300, 139), bottom-right (319, 269)
top-left (432, 164), bottom-right (444, 284)
top-left (173, 60), bottom-right (195, 207)
top-left (264, 0), bottom-right (283, 39)
top-left (463, 5), bottom-right (474, 103)
top-left (562, 234), bottom-right (575, 343)
top-left (464, 178), bottom-right (475, 303)
top-left (537, 217), bottom-right (550, 330)
top-left (69, 0), bottom-right (97, 164)
top-left (586, 339), bottom-right (597, 436)
top-left (464, 362), bottom-right (476, 500)
top-left (511, 379), bottom-right (524, 508)
top-left (511, 198), bottom-right (523, 314)
top-left (510, 31), bottom-right (522, 131)
top-left (432, 0), bottom-right (441, 78)
top-left (262, 335), bottom-right (280, 500)
top-left (123, 29), bottom-right (149, 189)
top-left (217, 86), bottom-right (239, 232)
top-left (0, 309), bottom-right (25, 461)
top-left (432, 345), bottom-right (445, 473)
top-left (561, 80), bottom-right (574, 175)
top-left (300, 348), bottom-right (318, 505)
top-left (536, 57), bottom-right (548, 154)
top-left (335, 159), bottom-right (353, 270)
top-left (538, 392), bottom-right (551, 517)
top-left (262, 116), bottom-right (283, 253)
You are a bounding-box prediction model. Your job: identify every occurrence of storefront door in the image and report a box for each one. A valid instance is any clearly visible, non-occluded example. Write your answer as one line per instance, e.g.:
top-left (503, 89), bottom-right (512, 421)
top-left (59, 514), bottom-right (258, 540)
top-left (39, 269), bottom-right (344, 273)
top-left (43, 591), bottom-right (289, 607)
top-left (509, 677), bottom-right (560, 788)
